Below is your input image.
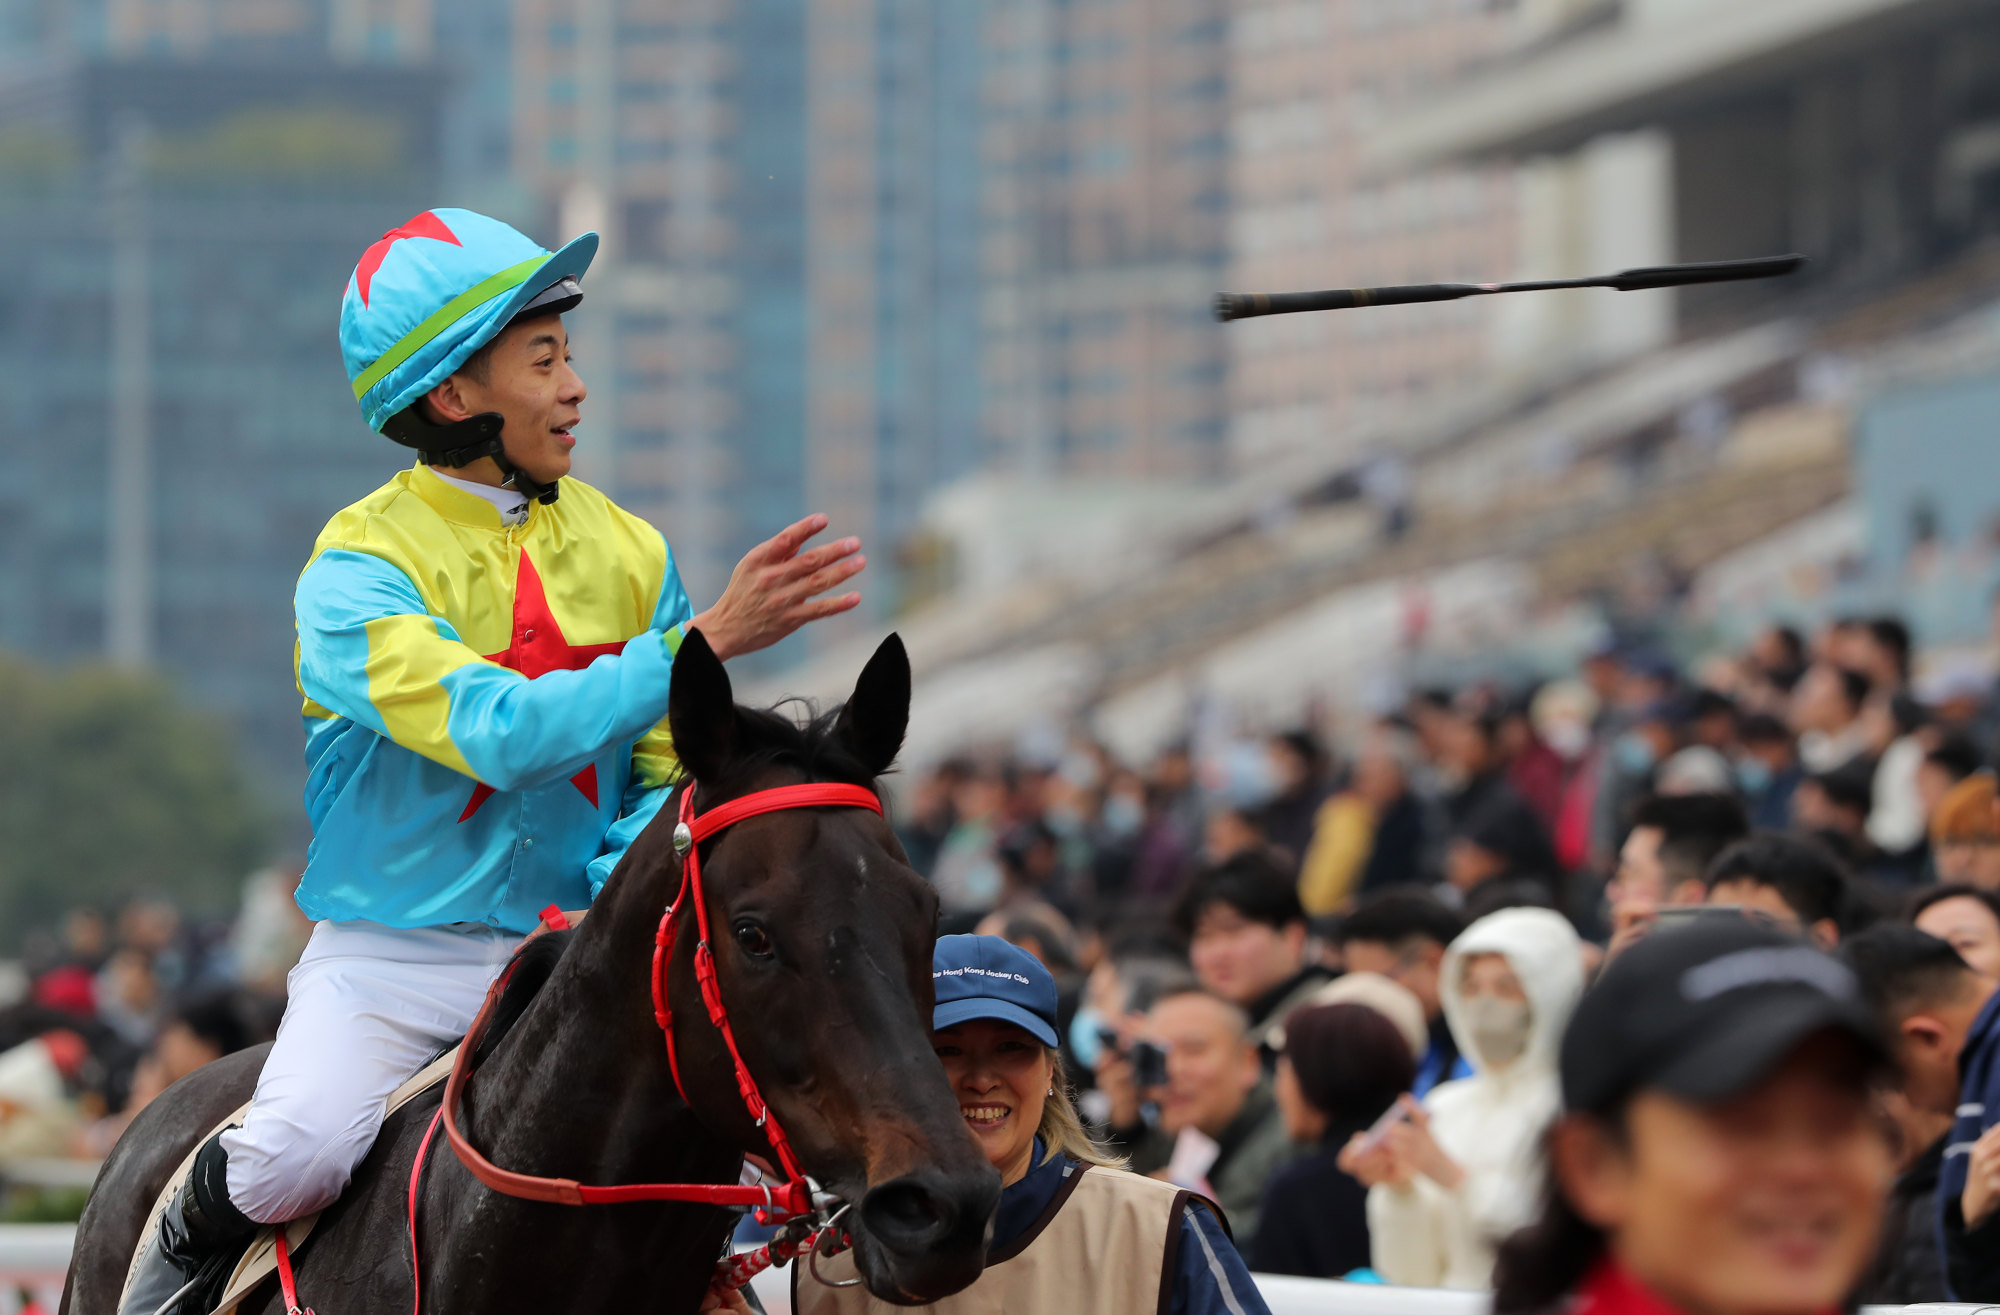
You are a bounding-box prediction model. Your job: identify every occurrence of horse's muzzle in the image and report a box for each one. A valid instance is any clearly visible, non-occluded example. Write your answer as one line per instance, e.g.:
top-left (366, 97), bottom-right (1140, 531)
top-left (851, 1164), bottom-right (1001, 1304)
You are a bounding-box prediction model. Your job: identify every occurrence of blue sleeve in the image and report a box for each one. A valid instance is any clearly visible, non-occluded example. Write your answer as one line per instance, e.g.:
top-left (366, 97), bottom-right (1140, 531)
top-left (1171, 1203), bottom-right (1272, 1315)
top-left (295, 548), bottom-right (688, 794)
top-left (586, 776), bottom-right (675, 897)
top-left (583, 543), bottom-right (695, 897)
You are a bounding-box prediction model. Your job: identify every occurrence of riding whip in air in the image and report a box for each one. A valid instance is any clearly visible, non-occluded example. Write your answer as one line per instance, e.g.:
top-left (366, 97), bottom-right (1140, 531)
top-left (1213, 254), bottom-right (1805, 322)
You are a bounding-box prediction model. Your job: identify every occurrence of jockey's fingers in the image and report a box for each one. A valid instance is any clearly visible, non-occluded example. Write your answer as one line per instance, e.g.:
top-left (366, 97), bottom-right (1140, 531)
top-left (798, 592), bottom-right (862, 620)
top-left (777, 536), bottom-right (862, 581)
top-left (764, 509), bottom-right (828, 555)
top-left (748, 514), bottom-right (830, 567)
top-left (790, 556), bottom-right (867, 601)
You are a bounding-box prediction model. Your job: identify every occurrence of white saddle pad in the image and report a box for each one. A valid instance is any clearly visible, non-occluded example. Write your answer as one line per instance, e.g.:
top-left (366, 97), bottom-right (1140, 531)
top-left (118, 1047), bottom-right (459, 1315)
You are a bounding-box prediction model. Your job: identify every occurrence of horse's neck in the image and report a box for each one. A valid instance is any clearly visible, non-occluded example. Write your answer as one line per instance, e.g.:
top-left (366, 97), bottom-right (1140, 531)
top-left (464, 877), bottom-right (741, 1193)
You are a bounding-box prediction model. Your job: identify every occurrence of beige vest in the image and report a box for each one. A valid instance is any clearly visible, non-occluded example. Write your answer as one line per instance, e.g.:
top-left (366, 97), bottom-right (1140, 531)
top-left (794, 1164), bottom-right (1217, 1315)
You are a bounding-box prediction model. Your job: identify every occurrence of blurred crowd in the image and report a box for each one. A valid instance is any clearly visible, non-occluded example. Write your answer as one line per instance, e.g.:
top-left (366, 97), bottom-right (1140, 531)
top-left (892, 605), bottom-right (2000, 1296)
top-left (17, 603), bottom-right (2000, 1305)
top-left (0, 872), bottom-right (308, 1171)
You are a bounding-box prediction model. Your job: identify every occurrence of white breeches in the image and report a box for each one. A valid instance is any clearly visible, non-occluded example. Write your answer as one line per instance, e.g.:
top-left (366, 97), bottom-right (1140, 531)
top-left (219, 920), bottom-right (517, 1223)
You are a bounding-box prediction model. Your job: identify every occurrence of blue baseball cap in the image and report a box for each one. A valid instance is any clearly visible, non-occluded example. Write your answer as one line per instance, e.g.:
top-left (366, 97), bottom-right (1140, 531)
top-left (338, 208), bottom-right (599, 433)
top-left (932, 935), bottom-right (1060, 1048)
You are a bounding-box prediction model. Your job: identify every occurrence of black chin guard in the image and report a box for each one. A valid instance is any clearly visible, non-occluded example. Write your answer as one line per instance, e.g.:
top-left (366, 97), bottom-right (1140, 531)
top-left (380, 406), bottom-right (560, 505)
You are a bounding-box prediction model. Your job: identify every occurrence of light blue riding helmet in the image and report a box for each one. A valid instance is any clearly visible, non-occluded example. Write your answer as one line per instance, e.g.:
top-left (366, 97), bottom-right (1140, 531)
top-left (338, 207), bottom-right (598, 434)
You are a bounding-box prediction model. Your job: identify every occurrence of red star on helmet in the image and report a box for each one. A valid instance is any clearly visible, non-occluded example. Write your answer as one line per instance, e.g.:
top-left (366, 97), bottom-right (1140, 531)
top-left (458, 550), bottom-right (629, 823)
top-left (354, 210), bottom-right (462, 308)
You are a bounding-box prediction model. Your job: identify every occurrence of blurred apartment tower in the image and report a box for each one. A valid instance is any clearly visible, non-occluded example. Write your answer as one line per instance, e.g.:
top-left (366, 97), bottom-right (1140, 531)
top-left (981, 0), bottom-right (1231, 479)
top-left (1223, 0), bottom-right (1523, 473)
top-left (0, 51), bottom-right (445, 792)
top-left (509, 0), bottom-right (987, 624)
top-left (1371, 0), bottom-right (2000, 359)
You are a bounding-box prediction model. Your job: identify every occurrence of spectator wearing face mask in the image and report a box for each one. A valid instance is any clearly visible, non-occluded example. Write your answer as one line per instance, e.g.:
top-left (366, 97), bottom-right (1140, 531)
top-left (1337, 892), bottom-right (1470, 1096)
top-left (1912, 885), bottom-right (2000, 978)
top-left (1735, 713), bottom-right (1803, 830)
top-left (1842, 927), bottom-right (1994, 1303)
top-left (1705, 834), bottom-right (1850, 948)
top-left (1252, 1003), bottom-right (1418, 1279)
top-left (1340, 907), bottom-right (1586, 1289)
top-left (1594, 685), bottom-right (1686, 851)
top-left (1172, 853), bottom-right (1331, 1059)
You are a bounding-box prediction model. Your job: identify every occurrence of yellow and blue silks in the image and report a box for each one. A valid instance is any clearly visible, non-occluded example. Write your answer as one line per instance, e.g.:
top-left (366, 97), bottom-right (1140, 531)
top-left (293, 463), bottom-right (693, 933)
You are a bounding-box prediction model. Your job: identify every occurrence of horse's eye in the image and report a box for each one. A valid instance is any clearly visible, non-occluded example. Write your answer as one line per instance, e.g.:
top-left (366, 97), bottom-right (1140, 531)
top-left (734, 922), bottom-right (774, 959)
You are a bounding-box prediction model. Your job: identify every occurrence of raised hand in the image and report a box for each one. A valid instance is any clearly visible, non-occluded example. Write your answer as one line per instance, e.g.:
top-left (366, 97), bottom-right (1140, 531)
top-left (1963, 1122), bottom-right (2000, 1229)
top-left (1385, 1096), bottom-right (1466, 1189)
top-left (688, 514), bottom-right (865, 660)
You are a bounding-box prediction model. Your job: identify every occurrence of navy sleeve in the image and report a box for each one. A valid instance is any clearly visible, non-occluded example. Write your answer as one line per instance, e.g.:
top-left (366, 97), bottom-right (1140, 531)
top-left (1170, 1203), bottom-right (1272, 1315)
top-left (1941, 1013), bottom-right (2000, 1301)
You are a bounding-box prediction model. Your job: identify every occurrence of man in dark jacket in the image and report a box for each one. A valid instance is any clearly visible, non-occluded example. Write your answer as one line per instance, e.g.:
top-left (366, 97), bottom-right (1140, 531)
top-left (1916, 925), bottom-right (2000, 1299)
top-left (1841, 927), bottom-right (1990, 1302)
top-left (1173, 854), bottom-right (1332, 1063)
top-left (1106, 988), bottom-right (1297, 1251)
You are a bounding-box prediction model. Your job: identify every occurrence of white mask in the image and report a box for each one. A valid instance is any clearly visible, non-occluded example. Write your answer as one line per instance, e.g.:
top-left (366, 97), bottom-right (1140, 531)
top-left (1459, 994), bottom-right (1532, 1067)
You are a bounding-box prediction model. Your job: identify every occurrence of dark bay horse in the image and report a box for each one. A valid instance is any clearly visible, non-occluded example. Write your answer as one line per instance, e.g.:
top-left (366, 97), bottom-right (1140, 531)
top-left (62, 631), bottom-right (1000, 1314)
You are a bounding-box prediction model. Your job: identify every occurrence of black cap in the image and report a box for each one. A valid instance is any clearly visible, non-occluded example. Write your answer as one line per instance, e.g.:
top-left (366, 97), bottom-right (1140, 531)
top-left (509, 274), bottom-right (583, 324)
top-left (1561, 917), bottom-right (1888, 1115)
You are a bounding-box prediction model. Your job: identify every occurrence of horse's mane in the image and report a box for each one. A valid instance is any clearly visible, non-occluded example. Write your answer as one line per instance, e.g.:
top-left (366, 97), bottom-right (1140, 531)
top-left (470, 698), bottom-right (883, 1060)
top-left (473, 927), bottom-right (574, 1066)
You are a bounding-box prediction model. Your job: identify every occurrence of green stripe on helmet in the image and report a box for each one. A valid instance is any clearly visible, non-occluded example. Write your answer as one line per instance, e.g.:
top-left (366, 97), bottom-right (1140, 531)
top-left (350, 254), bottom-right (550, 402)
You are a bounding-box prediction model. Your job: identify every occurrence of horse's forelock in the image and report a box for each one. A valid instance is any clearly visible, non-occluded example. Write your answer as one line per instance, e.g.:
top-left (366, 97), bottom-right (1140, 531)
top-left (711, 699), bottom-right (886, 794)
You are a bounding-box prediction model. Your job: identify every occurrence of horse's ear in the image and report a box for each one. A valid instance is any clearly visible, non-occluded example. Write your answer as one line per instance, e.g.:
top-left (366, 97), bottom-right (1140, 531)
top-left (668, 627), bottom-right (737, 783)
top-left (833, 633), bottom-right (910, 779)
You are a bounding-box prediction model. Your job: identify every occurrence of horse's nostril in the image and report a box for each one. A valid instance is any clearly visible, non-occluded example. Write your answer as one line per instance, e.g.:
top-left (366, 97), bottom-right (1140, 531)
top-left (859, 1178), bottom-right (953, 1250)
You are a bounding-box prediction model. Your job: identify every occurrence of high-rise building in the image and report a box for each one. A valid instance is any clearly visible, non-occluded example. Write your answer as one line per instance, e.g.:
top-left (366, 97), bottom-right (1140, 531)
top-left (981, 0), bottom-right (1232, 480)
top-left (510, 0), bottom-right (987, 642)
top-left (0, 56), bottom-right (445, 795)
top-left (1223, 0), bottom-right (1519, 473)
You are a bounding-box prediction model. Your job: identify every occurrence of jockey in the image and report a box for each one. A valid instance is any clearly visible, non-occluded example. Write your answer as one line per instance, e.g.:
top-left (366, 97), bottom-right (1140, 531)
top-left (121, 208), bottom-right (866, 1315)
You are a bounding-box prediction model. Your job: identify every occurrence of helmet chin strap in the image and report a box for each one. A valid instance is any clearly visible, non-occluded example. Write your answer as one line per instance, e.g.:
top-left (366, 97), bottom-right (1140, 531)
top-left (379, 406), bottom-right (561, 505)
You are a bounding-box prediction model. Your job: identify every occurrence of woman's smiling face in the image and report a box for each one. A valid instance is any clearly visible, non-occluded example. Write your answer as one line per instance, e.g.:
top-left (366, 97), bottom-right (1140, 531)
top-left (933, 1018), bottom-right (1053, 1187)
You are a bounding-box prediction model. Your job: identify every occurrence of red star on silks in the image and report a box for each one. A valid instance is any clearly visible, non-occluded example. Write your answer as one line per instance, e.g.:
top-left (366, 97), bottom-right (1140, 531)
top-left (354, 210), bottom-right (462, 308)
top-left (458, 549), bottom-right (629, 823)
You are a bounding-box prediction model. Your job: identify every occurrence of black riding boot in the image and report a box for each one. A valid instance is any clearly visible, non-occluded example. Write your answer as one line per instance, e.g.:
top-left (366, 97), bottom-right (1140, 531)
top-left (118, 1132), bottom-right (260, 1315)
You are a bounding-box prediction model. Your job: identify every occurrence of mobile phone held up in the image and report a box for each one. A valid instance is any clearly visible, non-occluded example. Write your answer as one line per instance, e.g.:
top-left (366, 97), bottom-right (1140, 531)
top-left (1354, 1100), bottom-right (1412, 1156)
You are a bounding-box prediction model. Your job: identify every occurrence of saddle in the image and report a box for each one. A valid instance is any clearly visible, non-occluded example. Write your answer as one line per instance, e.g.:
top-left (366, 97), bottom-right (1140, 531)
top-left (117, 1047), bottom-right (461, 1315)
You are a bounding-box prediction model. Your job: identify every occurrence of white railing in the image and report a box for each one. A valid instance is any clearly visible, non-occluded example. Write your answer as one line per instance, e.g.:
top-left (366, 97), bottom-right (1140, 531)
top-left (4, 1225), bottom-right (1980, 1315)
top-left (0, 1224), bottom-right (79, 1313)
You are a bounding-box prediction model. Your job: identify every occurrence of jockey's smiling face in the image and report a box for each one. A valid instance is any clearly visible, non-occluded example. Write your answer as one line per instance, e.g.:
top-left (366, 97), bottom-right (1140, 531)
top-left (421, 312), bottom-right (587, 488)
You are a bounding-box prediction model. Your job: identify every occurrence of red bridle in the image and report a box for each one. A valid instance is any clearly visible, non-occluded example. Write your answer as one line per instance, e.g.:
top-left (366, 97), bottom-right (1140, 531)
top-left (439, 779), bottom-right (884, 1222)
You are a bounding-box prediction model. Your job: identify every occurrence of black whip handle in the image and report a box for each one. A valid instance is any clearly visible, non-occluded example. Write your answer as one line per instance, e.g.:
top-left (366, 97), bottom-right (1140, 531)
top-left (1214, 283), bottom-right (1481, 321)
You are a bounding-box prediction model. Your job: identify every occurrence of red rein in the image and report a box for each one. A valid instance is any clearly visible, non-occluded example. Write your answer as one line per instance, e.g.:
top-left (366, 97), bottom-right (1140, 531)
top-left (405, 780), bottom-right (883, 1307)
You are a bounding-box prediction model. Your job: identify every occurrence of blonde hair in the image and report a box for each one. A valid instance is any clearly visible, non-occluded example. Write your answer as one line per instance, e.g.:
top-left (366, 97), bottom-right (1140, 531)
top-left (1038, 1052), bottom-right (1127, 1169)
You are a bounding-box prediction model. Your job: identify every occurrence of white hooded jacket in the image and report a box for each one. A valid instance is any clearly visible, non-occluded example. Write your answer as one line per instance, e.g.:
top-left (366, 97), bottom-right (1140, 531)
top-left (1366, 906), bottom-right (1585, 1290)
